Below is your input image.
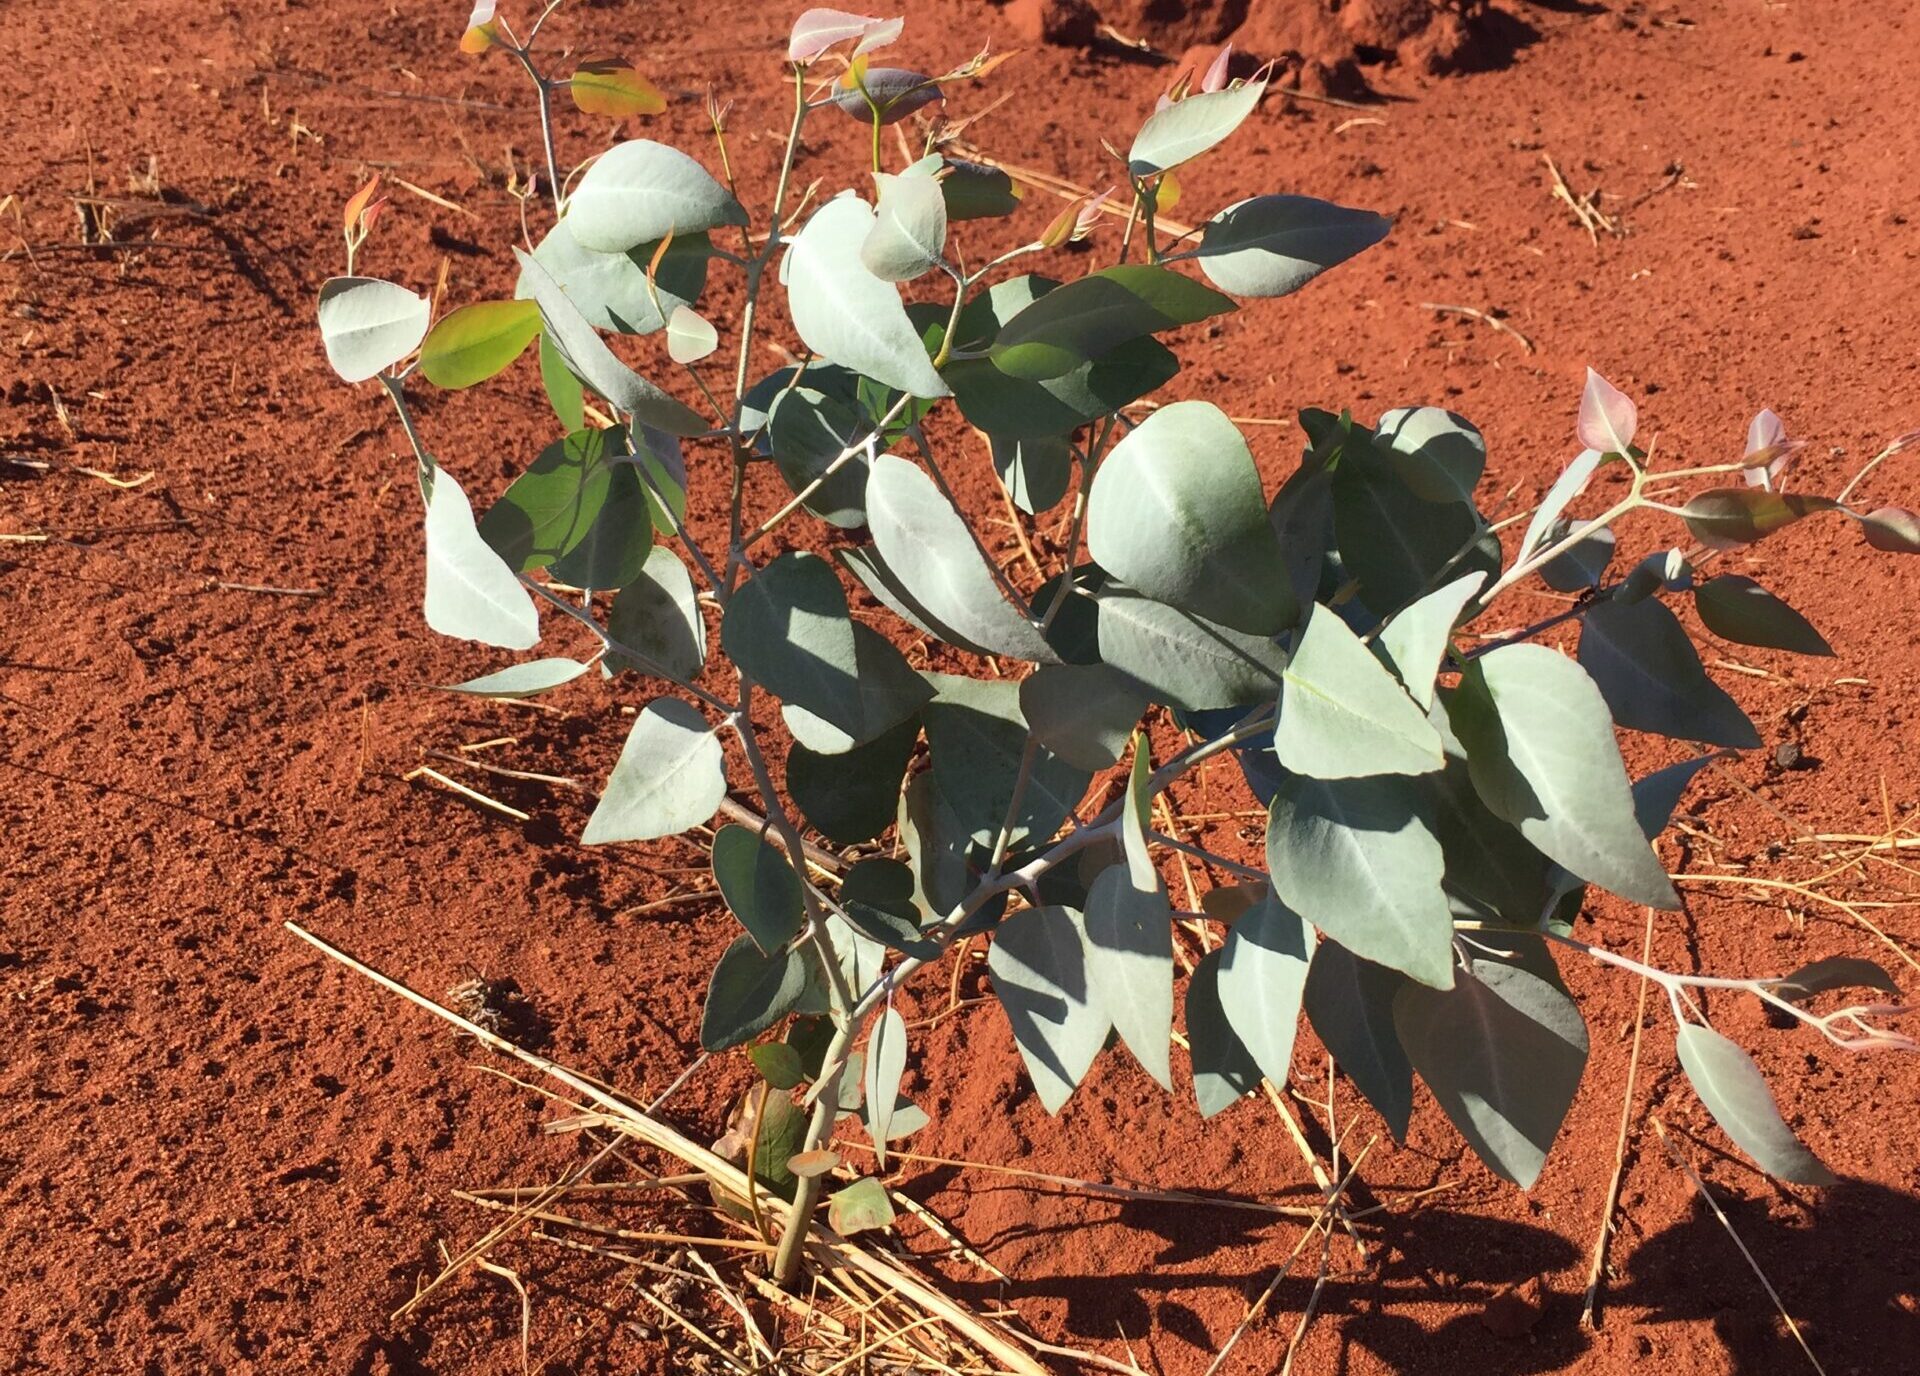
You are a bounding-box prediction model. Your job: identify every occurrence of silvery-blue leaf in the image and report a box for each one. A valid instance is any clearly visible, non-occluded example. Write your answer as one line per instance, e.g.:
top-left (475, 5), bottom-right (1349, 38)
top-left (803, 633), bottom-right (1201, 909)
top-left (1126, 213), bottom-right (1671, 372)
top-left (987, 905), bottom-right (1109, 1113)
top-left (1193, 194), bottom-right (1390, 298)
top-left (581, 698), bottom-right (726, 844)
top-left (565, 139), bottom-right (746, 253)
top-left (422, 466), bottom-right (540, 650)
top-left (316, 276), bottom-right (430, 383)
top-left (1128, 83), bottom-right (1266, 176)
top-left (439, 657), bottom-right (586, 697)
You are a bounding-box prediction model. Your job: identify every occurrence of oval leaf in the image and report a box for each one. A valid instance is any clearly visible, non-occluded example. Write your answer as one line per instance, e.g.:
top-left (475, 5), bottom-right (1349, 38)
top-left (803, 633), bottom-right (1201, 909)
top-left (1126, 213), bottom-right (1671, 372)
top-left (783, 195), bottom-right (949, 399)
top-left (570, 60), bottom-right (667, 118)
top-left (863, 1006), bottom-right (908, 1165)
top-left (987, 905), bottom-right (1109, 1114)
top-left (1193, 194), bottom-right (1390, 298)
top-left (316, 276), bottom-right (430, 383)
top-left (863, 170), bottom-right (947, 282)
top-left (712, 824), bottom-right (805, 955)
top-left (419, 299), bottom-right (542, 389)
top-left (1128, 82), bottom-right (1266, 176)
top-left (423, 467), bottom-right (541, 649)
top-left (989, 265), bottom-right (1235, 382)
top-left (565, 139), bottom-right (746, 253)
top-left (701, 936), bottom-right (815, 1051)
top-left (1675, 1022), bottom-right (1834, 1184)
top-left (1087, 400), bottom-right (1293, 636)
top-left (1188, 948), bottom-right (1263, 1118)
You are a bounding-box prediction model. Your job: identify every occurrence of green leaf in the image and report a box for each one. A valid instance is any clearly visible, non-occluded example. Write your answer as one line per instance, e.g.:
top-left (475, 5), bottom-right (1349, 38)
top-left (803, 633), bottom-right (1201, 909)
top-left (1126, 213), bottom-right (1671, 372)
top-left (1681, 488), bottom-right (1839, 551)
top-left (990, 432), bottom-right (1074, 515)
top-left (1393, 951), bottom-right (1588, 1188)
top-left (779, 622), bottom-right (932, 755)
top-left (744, 1083), bottom-right (807, 1197)
top-left (419, 299), bottom-right (542, 389)
top-left (701, 936), bottom-right (814, 1051)
top-left (920, 673), bottom-right (1090, 848)
top-left (766, 385), bottom-right (872, 529)
top-left (581, 698), bottom-right (726, 844)
top-left (782, 194), bottom-right (950, 399)
top-left (898, 771), bottom-right (973, 922)
top-left (1516, 451), bottom-right (1603, 567)
top-left (1331, 423), bottom-right (1494, 616)
top-left (518, 218), bottom-right (710, 335)
top-left (1191, 194), bottom-right (1390, 298)
top-left (748, 1042), bottom-right (807, 1090)
top-left (1674, 1023), bottom-right (1834, 1184)
top-left (1128, 82), bottom-right (1266, 175)
top-left (1092, 584), bottom-right (1288, 711)
top-left (514, 249), bottom-right (709, 436)
top-left (1267, 772), bottom-right (1455, 989)
top-left (316, 276), bottom-right (430, 383)
top-left (864, 456), bottom-right (1059, 662)
top-left (1303, 940), bottom-right (1412, 1140)
top-left (1537, 518), bottom-right (1616, 593)
top-left (1377, 571), bottom-right (1487, 711)
top-left (1084, 864), bottom-right (1174, 1090)
top-left (826, 1176), bottom-right (897, 1235)
top-left (607, 544), bottom-right (706, 681)
top-left (1276, 604), bottom-right (1443, 779)
top-left (838, 857), bottom-right (941, 958)
top-left (564, 138), bottom-right (747, 252)
top-left (724, 552), bottom-right (877, 744)
top-left (863, 1006), bottom-right (908, 1166)
top-left (1693, 574), bottom-right (1833, 656)
top-left (1086, 400), bottom-right (1293, 635)
top-left (539, 334), bottom-right (586, 429)
top-left (438, 657), bottom-right (587, 698)
top-left (1187, 948), bottom-right (1262, 1118)
top-left (987, 905), bottom-right (1109, 1113)
top-left (480, 428), bottom-right (624, 574)
top-left (712, 825), bottom-right (805, 955)
top-left (547, 464), bottom-right (653, 592)
top-left (1773, 956), bottom-right (1899, 1001)
top-left (1019, 663), bottom-right (1147, 771)
top-left (788, 719), bottom-right (918, 846)
top-left (1578, 598), bottom-right (1760, 748)
top-left (863, 169), bottom-right (947, 282)
top-left (1446, 645), bottom-right (1678, 908)
top-left (1215, 897), bottom-right (1314, 1089)
top-left (569, 59), bottom-right (667, 118)
top-left (1371, 407), bottom-right (1486, 505)
top-left (422, 466), bottom-right (540, 650)
top-left (828, 67), bottom-right (942, 123)
top-left (990, 265), bottom-right (1235, 382)
top-left (935, 157), bottom-right (1021, 220)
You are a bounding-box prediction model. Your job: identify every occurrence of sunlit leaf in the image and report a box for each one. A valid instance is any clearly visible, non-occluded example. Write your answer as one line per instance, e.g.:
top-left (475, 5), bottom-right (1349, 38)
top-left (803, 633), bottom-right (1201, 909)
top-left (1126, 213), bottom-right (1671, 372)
top-left (783, 195), bottom-right (949, 399)
top-left (1276, 603), bottom-right (1443, 779)
top-left (1091, 583), bottom-right (1288, 711)
top-left (788, 8), bottom-right (903, 63)
top-left (1674, 1022), bottom-right (1833, 1184)
top-left (1128, 81), bottom-right (1265, 176)
top-left (863, 169), bottom-right (948, 282)
top-left (438, 657), bottom-right (587, 698)
top-left (1576, 367), bottom-right (1636, 455)
top-left (565, 139), bottom-right (747, 253)
top-left (665, 305), bottom-right (719, 364)
top-left (987, 905), bottom-right (1109, 1113)
top-left (518, 219), bottom-right (711, 336)
top-left (863, 1006), bottom-right (908, 1165)
top-left (581, 698), bottom-right (726, 844)
top-left (1679, 487), bottom-right (1838, 551)
top-left (422, 466), bottom-right (541, 650)
top-left (1215, 897), bottom-right (1314, 1088)
top-left (570, 60), bottom-right (667, 118)
top-left (1086, 400), bottom-right (1293, 636)
top-left (539, 334), bottom-right (586, 429)
top-left (316, 276), bottom-right (430, 383)
top-left (1377, 571), bottom-right (1486, 711)
top-left (826, 1176), bottom-right (897, 1235)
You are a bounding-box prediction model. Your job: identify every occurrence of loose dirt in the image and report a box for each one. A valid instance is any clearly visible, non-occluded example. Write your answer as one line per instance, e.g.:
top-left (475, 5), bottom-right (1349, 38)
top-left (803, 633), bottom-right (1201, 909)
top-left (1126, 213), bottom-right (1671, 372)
top-left (3, 2), bottom-right (1917, 1373)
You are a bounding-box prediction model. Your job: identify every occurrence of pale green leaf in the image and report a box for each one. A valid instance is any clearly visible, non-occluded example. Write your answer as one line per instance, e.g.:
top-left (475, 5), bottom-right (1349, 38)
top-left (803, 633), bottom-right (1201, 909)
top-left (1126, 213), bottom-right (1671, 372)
top-left (1215, 898), bottom-right (1314, 1089)
top-left (989, 265), bottom-right (1235, 382)
top-left (565, 139), bottom-right (746, 252)
top-left (316, 276), bottom-right (429, 383)
top-left (423, 466), bottom-right (540, 649)
top-left (863, 169), bottom-right (947, 282)
top-left (438, 657), bottom-right (587, 698)
top-left (1377, 571), bottom-right (1486, 711)
top-left (987, 905), bottom-right (1109, 1113)
top-left (1276, 604), bottom-right (1442, 778)
top-left (1675, 1022), bottom-right (1834, 1184)
top-left (581, 698), bottom-right (725, 843)
top-left (1128, 82), bottom-right (1266, 175)
top-left (1192, 194), bottom-right (1389, 298)
top-left (419, 299), bottom-right (542, 389)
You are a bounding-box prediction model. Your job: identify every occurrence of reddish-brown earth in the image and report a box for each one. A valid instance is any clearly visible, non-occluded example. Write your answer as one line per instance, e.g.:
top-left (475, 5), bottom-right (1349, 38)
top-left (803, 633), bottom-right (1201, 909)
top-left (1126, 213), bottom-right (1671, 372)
top-left (4, 1), bottom-right (1919, 1373)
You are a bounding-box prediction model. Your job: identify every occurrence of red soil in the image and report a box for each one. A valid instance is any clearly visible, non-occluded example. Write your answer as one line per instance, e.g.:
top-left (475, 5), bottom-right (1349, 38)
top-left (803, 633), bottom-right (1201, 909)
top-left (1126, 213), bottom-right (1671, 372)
top-left (4, 1), bottom-right (1919, 1372)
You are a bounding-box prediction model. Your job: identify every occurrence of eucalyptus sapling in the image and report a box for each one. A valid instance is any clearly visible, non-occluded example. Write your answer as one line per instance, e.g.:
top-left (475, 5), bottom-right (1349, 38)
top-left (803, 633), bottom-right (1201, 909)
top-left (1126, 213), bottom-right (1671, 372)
top-left (314, 2), bottom-right (1920, 1295)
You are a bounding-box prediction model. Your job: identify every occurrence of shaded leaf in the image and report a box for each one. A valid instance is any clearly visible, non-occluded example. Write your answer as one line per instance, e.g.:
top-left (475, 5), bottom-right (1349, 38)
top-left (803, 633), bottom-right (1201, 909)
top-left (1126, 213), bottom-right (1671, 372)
top-left (830, 68), bottom-right (943, 124)
top-left (749, 1043), bottom-right (807, 1090)
top-left (789, 718), bottom-right (918, 846)
top-left (1215, 898), bottom-right (1314, 1088)
top-left (838, 858), bottom-right (941, 958)
top-left (987, 905), bottom-right (1109, 1113)
top-left (607, 544), bottom-right (706, 681)
top-left (1304, 941), bottom-right (1413, 1140)
top-left (1773, 956), bottom-right (1899, 1001)
top-left (991, 432), bottom-right (1074, 514)
top-left (1694, 574), bottom-right (1832, 656)
top-left (1578, 598), bottom-right (1760, 748)
top-left (779, 622), bottom-right (932, 755)
top-left (1092, 584), bottom-right (1288, 711)
top-left (1020, 663), bottom-right (1147, 771)
top-left (712, 825), bottom-right (805, 955)
top-left (921, 673), bottom-right (1090, 848)
top-left (1084, 864), bottom-right (1174, 1091)
top-left (990, 265), bottom-right (1235, 382)
top-left (1681, 488), bottom-right (1839, 551)
top-left (1187, 948), bottom-right (1262, 1118)
top-left (701, 937), bottom-right (815, 1051)
top-left (1859, 505), bottom-right (1920, 554)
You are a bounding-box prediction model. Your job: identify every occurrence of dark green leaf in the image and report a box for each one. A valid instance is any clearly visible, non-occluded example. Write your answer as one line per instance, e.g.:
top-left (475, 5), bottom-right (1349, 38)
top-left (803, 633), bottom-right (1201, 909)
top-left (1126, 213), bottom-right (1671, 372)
top-left (838, 858), bottom-right (941, 958)
top-left (1187, 948), bottom-right (1262, 1118)
top-left (607, 544), bottom-right (706, 681)
top-left (991, 432), bottom-right (1074, 515)
top-left (702, 936), bottom-right (814, 1051)
top-left (1578, 598), bottom-right (1761, 748)
top-left (1019, 663), bottom-right (1148, 771)
top-left (712, 825), bottom-right (805, 955)
top-left (788, 718), bottom-right (918, 846)
top-left (920, 673), bottom-right (1090, 848)
top-left (989, 265), bottom-right (1235, 382)
top-left (1304, 941), bottom-right (1413, 1140)
top-left (1694, 574), bottom-right (1832, 656)
top-left (748, 1043), bottom-right (807, 1090)
top-left (1773, 956), bottom-right (1899, 1001)
top-left (480, 428), bottom-right (622, 574)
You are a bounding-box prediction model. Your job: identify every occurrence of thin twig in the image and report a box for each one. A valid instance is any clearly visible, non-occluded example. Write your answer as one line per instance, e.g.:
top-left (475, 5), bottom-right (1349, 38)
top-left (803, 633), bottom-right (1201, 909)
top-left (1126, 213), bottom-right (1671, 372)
top-left (1582, 906), bottom-right (1657, 1328)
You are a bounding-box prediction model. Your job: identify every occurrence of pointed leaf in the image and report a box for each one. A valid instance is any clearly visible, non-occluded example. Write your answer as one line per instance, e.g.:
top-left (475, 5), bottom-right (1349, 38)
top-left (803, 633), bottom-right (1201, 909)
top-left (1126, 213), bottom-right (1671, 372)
top-left (838, 858), bottom-right (941, 958)
top-left (991, 432), bottom-right (1073, 514)
top-left (518, 218), bottom-right (710, 336)
top-left (565, 139), bottom-right (746, 252)
top-left (1084, 864), bottom-right (1174, 1091)
top-left (1674, 1023), bottom-right (1834, 1184)
top-left (1087, 400), bottom-right (1293, 635)
top-left (1773, 956), bottom-right (1899, 1001)
top-left (826, 1176), bottom-right (897, 1235)
top-left (514, 249), bottom-right (709, 435)
top-left (788, 8), bottom-right (903, 63)
top-left (1693, 574), bottom-right (1833, 656)
top-left (1215, 898), bottom-right (1314, 1088)
top-left (1188, 948), bottom-right (1262, 1118)
top-left (1447, 645), bottom-right (1678, 908)
top-left (423, 467), bottom-right (540, 649)
top-left (863, 1006), bottom-right (908, 1165)
top-left (988, 905), bottom-right (1109, 1113)
top-left (829, 68), bottom-right (943, 124)
top-left (789, 719), bottom-right (918, 846)
top-left (1680, 488), bottom-right (1838, 551)
top-left (569, 60), bottom-right (667, 118)
top-left (581, 698), bottom-right (725, 843)
top-left (438, 657), bottom-right (587, 698)
top-left (1192, 194), bottom-right (1390, 298)
top-left (1377, 571), bottom-right (1486, 710)
top-left (1577, 368), bottom-right (1637, 455)
top-left (712, 825), bottom-right (805, 955)
top-left (1371, 407), bottom-right (1486, 506)
top-left (783, 195), bottom-right (949, 399)
top-left (419, 299), bottom-right (543, 389)
top-left (1128, 82), bottom-right (1266, 175)
top-left (1578, 598), bottom-right (1760, 748)
top-left (702, 936), bottom-right (814, 1050)
top-left (665, 305), bottom-right (718, 364)
top-left (989, 265), bottom-right (1235, 382)
top-left (1859, 505), bottom-right (1920, 554)
top-left (721, 551), bottom-right (864, 741)
top-left (1394, 953), bottom-right (1588, 1189)
top-left (1092, 584), bottom-right (1288, 711)
top-left (480, 427), bottom-right (627, 574)
top-left (1267, 772), bottom-right (1455, 989)
top-left (778, 622), bottom-right (931, 754)
top-left (1517, 450), bottom-right (1604, 566)
top-left (920, 673), bottom-right (1090, 848)
top-left (1304, 941), bottom-right (1413, 1139)
top-left (1277, 604), bottom-right (1443, 778)
top-left (316, 276), bottom-right (430, 383)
